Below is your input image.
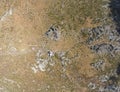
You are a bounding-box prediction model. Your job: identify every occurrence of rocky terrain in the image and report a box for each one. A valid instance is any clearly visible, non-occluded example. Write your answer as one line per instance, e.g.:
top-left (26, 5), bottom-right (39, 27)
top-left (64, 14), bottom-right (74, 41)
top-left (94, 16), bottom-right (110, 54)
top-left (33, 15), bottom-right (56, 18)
top-left (0, 0), bottom-right (120, 92)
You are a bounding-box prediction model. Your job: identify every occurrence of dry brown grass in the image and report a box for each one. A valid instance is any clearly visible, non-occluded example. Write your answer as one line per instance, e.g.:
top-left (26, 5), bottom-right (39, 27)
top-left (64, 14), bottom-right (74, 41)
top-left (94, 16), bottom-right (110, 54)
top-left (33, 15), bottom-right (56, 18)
top-left (0, 0), bottom-right (112, 92)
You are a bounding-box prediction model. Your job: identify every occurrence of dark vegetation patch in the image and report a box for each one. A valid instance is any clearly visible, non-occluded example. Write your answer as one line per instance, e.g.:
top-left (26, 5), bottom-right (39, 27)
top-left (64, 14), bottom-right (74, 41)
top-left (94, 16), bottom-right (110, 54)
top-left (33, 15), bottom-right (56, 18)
top-left (109, 0), bottom-right (120, 26)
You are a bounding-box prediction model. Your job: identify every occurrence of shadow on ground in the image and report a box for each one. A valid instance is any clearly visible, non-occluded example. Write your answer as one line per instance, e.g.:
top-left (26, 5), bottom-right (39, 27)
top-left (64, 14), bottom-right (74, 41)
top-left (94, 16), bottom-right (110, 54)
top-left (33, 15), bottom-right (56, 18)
top-left (109, 0), bottom-right (120, 33)
top-left (109, 0), bottom-right (120, 83)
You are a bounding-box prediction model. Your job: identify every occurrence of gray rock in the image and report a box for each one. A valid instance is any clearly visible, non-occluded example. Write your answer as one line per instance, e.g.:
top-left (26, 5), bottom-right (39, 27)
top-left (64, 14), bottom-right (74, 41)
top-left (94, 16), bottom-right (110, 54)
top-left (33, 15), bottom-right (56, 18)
top-left (88, 82), bottom-right (96, 90)
top-left (47, 50), bottom-right (54, 57)
top-left (99, 75), bottom-right (109, 82)
top-left (45, 26), bottom-right (60, 40)
top-left (90, 60), bottom-right (105, 71)
top-left (87, 26), bottom-right (105, 44)
top-left (104, 84), bottom-right (118, 92)
top-left (86, 25), bottom-right (120, 44)
top-left (90, 43), bottom-right (114, 55)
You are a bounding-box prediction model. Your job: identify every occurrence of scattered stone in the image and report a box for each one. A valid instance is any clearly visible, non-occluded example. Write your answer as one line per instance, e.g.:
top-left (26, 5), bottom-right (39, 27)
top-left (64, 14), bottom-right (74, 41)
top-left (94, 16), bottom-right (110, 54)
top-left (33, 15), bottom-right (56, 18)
top-left (58, 51), bottom-right (70, 66)
top-left (86, 26), bottom-right (107, 44)
top-left (31, 66), bottom-right (38, 73)
top-left (99, 86), bottom-right (106, 92)
top-left (113, 46), bottom-right (120, 54)
top-left (45, 26), bottom-right (60, 40)
top-left (90, 43), bottom-right (114, 55)
top-left (88, 82), bottom-right (96, 90)
top-left (99, 75), bottom-right (109, 82)
top-left (104, 84), bottom-right (117, 92)
top-left (108, 69), bottom-right (118, 79)
top-left (49, 58), bottom-right (55, 66)
top-left (85, 24), bottom-right (120, 56)
top-left (90, 60), bottom-right (105, 71)
top-left (47, 50), bottom-right (54, 57)
top-left (37, 60), bottom-right (48, 72)
top-left (31, 50), bottom-right (50, 72)
top-left (99, 85), bottom-right (120, 92)
top-left (32, 50), bottom-right (71, 72)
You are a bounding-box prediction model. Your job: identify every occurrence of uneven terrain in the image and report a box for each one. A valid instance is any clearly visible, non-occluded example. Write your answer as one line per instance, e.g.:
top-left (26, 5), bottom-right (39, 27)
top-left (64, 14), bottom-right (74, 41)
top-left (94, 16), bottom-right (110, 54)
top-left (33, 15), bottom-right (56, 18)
top-left (0, 0), bottom-right (120, 92)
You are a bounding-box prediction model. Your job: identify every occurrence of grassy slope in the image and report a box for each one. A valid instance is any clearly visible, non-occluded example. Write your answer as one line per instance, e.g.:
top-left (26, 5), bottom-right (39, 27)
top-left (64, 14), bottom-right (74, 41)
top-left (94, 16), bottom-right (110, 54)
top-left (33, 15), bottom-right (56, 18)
top-left (47, 0), bottom-right (109, 31)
